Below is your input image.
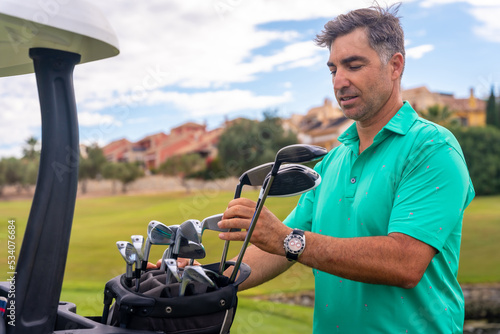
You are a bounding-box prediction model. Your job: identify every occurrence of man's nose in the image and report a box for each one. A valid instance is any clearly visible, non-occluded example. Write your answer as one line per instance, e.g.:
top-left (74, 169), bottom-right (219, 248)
top-left (333, 68), bottom-right (350, 91)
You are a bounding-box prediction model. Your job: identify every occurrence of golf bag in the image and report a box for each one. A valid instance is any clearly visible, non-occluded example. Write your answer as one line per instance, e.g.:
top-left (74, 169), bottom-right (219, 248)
top-left (102, 262), bottom-right (250, 334)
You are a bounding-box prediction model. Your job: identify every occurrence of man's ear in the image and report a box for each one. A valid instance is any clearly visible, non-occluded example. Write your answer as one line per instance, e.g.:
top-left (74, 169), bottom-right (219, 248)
top-left (390, 53), bottom-right (404, 80)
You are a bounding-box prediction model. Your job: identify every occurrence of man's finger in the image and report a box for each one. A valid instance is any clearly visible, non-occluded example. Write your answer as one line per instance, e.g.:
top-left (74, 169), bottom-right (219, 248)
top-left (148, 261), bottom-right (160, 269)
top-left (219, 230), bottom-right (248, 241)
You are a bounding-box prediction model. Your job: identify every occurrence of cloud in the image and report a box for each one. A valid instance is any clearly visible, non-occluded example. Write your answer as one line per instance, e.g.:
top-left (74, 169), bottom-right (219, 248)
top-left (146, 89), bottom-right (293, 116)
top-left (406, 44), bottom-right (434, 59)
top-left (78, 111), bottom-right (120, 127)
top-left (0, 0), bottom-right (404, 157)
top-left (420, 0), bottom-right (499, 7)
top-left (470, 6), bottom-right (500, 43)
top-left (417, 0), bottom-right (500, 43)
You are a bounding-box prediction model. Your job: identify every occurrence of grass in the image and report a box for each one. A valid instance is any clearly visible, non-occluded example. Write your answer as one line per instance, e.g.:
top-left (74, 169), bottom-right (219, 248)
top-left (0, 191), bottom-right (498, 332)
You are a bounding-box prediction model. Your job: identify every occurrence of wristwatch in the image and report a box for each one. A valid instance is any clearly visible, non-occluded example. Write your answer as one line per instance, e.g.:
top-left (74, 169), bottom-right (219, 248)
top-left (283, 229), bottom-right (306, 261)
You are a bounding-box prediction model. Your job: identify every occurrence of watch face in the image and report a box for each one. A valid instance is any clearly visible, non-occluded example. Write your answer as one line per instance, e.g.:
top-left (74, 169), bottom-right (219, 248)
top-left (289, 236), bottom-right (303, 252)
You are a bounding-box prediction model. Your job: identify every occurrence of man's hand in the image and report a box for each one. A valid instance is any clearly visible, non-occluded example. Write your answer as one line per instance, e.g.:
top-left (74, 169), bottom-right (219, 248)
top-left (219, 198), bottom-right (291, 256)
top-left (154, 258), bottom-right (201, 269)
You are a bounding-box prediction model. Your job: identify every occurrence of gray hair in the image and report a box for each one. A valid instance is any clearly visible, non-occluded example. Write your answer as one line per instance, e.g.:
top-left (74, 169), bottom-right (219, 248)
top-left (315, 3), bottom-right (405, 76)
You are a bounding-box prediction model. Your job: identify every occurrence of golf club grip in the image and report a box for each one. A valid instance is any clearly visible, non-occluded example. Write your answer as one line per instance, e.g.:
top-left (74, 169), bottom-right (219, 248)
top-left (234, 184), bottom-right (242, 199)
top-left (229, 174), bottom-right (275, 283)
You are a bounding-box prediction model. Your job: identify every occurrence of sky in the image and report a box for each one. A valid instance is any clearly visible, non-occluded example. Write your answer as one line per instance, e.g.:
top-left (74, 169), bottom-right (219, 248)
top-left (1, 0), bottom-right (500, 158)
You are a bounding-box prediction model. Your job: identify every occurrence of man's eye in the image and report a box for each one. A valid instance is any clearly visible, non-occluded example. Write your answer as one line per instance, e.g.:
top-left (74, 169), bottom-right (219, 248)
top-left (350, 65), bottom-right (362, 71)
top-left (330, 70), bottom-right (337, 76)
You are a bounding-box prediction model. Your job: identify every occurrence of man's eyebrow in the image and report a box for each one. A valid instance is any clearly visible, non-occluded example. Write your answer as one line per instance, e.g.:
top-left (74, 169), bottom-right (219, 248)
top-left (327, 55), bottom-right (369, 67)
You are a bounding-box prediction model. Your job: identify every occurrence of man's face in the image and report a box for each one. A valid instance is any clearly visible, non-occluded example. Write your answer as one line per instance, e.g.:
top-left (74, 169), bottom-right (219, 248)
top-left (327, 28), bottom-right (394, 123)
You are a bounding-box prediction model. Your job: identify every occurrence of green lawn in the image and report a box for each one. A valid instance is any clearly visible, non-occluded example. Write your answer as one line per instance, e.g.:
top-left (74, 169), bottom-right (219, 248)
top-left (0, 191), bottom-right (499, 333)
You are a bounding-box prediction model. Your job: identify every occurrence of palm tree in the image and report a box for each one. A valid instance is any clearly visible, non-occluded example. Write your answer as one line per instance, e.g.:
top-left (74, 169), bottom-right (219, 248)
top-left (23, 136), bottom-right (40, 160)
top-left (419, 104), bottom-right (460, 128)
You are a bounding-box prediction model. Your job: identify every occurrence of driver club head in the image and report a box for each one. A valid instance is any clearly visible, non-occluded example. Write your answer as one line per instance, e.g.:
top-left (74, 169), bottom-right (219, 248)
top-left (274, 144), bottom-right (327, 168)
top-left (264, 164), bottom-right (321, 197)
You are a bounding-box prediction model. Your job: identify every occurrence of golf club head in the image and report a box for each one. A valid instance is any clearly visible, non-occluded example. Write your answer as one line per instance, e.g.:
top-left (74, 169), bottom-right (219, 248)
top-left (178, 240), bottom-right (206, 259)
top-left (149, 223), bottom-right (175, 245)
top-left (117, 241), bottom-right (135, 279)
top-left (180, 219), bottom-right (201, 244)
top-left (180, 265), bottom-right (215, 296)
top-left (164, 259), bottom-right (181, 283)
top-left (131, 235), bottom-right (144, 259)
top-left (200, 213), bottom-right (241, 235)
top-left (142, 220), bottom-right (165, 265)
top-left (272, 144), bottom-right (327, 174)
top-left (235, 162), bottom-right (274, 198)
top-left (265, 164), bottom-right (321, 198)
top-left (124, 242), bottom-right (141, 270)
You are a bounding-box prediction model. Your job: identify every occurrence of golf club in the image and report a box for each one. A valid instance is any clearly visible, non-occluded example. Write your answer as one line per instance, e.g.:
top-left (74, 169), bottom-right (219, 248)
top-left (141, 221), bottom-right (174, 271)
top-left (179, 265), bottom-right (216, 296)
top-left (219, 162), bottom-right (274, 273)
top-left (116, 241), bottom-right (137, 283)
top-left (229, 144), bottom-right (327, 282)
top-left (131, 235), bottom-right (144, 260)
top-left (171, 220), bottom-right (202, 260)
top-left (123, 242), bottom-right (142, 291)
top-left (201, 213), bottom-right (242, 240)
top-left (164, 258), bottom-right (181, 283)
top-left (263, 164), bottom-right (321, 197)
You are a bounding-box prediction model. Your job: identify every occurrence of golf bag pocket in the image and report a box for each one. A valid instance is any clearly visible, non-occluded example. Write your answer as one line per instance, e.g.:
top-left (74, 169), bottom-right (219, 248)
top-left (102, 262), bottom-right (250, 334)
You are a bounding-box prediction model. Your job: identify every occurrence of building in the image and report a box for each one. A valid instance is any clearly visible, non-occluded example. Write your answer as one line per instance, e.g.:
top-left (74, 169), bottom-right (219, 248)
top-left (403, 86), bottom-right (486, 126)
top-left (103, 87), bottom-right (485, 171)
top-left (102, 122), bottom-right (223, 171)
top-left (284, 98), bottom-right (353, 150)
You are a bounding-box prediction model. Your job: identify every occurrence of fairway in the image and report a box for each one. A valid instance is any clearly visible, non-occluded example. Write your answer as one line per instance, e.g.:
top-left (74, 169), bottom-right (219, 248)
top-left (1, 191), bottom-right (499, 332)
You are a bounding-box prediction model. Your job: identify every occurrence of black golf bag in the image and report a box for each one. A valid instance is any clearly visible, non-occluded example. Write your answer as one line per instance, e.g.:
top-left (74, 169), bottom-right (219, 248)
top-left (102, 262), bottom-right (250, 334)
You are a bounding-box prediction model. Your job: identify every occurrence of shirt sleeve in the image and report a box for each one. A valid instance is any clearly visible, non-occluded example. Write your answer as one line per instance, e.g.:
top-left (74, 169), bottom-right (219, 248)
top-left (388, 140), bottom-right (475, 252)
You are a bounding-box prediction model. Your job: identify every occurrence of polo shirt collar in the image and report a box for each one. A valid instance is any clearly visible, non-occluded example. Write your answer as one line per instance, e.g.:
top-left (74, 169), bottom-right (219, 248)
top-left (382, 101), bottom-right (418, 135)
top-left (338, 101), bottom-right (418, 147)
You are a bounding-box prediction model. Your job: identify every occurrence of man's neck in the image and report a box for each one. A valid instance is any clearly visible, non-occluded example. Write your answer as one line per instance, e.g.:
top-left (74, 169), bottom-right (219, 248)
top-left (357, 96), bottom-right (404, 154)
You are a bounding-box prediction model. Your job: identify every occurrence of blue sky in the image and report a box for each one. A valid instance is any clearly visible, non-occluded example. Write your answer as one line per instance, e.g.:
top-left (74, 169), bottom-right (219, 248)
top-left (1, 0), bottom-right (499, 157)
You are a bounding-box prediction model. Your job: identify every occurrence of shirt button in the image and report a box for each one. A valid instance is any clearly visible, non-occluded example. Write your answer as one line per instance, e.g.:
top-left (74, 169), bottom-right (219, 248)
top-left (350, 177), bottom-right (356, 184)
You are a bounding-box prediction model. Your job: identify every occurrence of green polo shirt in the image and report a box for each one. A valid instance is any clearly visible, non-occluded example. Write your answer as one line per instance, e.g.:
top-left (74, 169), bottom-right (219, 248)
top-left (283, 102), bottom-right (475, 333)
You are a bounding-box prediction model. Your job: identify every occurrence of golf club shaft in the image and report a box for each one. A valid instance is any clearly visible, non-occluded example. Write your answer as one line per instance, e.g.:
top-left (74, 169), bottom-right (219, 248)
top-left (219, 187), bottom-right (241, 274)
top-left (229, 174), bottom-right (275, 283)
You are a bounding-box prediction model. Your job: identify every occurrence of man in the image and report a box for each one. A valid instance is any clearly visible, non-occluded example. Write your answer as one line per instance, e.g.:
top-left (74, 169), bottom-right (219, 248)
top-left (218, 4), bottom-right (475, 333)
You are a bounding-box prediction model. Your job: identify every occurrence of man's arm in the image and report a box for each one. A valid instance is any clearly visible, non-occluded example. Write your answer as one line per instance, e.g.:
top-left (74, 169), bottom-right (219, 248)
top-left (220, 198), bottom-right (436, 289)
top-left (225, 245), bottom-right (294, 291)
top-left (298, 231), bottom-right (436, 289)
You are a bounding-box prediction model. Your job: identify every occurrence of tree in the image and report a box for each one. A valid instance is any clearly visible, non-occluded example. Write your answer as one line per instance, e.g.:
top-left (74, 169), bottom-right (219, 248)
top-left (0, 160), bottom-right (6, 196)
top-left (79, 144), bottom-right (107, 194)
top-left (217, 110), bottom-right (298, 177)
top-left (486, 86), bottom-right (499, 128)
top-left (451, 126), bottom-right (500, 195)
top-left (159, 153), bottom-right (206, 193)
top-left (23, 136), bottom-right (40, 161)
top-left (102, 162), bottom-right (143, 193)
top-left (3, 158), bottom-right (23, 192)
top-left (419, 104), bottom-right (459, 128)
